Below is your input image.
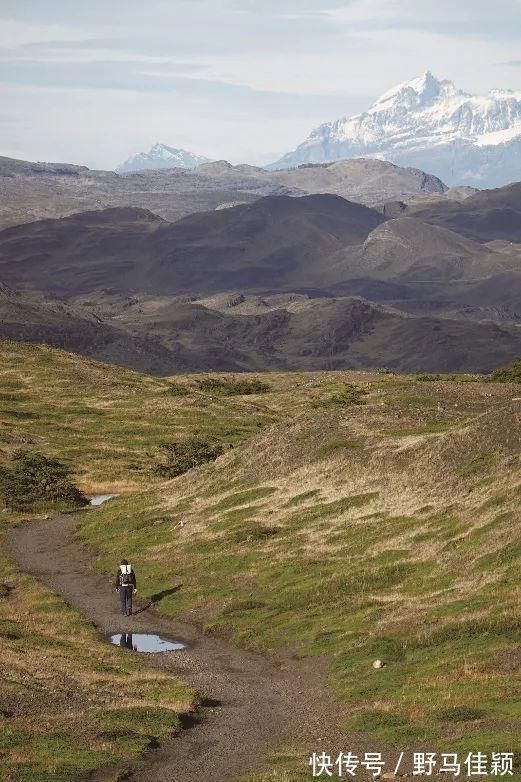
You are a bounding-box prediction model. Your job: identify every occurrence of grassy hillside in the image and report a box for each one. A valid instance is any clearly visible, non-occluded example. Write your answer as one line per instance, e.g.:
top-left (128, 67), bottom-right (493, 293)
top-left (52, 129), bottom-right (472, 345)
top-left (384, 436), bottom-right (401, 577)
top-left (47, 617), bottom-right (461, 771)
top-left (78, 374), bottom-right (521, 769)
top-left (1, 341), bottom-right (520, 779)
top-left (0, 341), bottom-right (276, 781)
top-left (0, 341), bottom-right (273, 494)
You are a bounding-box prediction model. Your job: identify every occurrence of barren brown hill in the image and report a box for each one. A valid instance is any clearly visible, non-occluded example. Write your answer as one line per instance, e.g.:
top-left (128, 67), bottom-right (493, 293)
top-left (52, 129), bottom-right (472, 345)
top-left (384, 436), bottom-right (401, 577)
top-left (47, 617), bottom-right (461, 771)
top-left (269, 158), bottom-right (447, 205)
top-left (408, 181), bottom-right (521, 243)
top-left (333, 217), bottom-right (520, 282)
top-left (0, 155), bottom-right (297, 230)
top-left (0, 195), bottom-right (385, 296)
top-left (73, 293), bottom-right (521, 374)
top-left (0, 282), bottom-right (180, 373)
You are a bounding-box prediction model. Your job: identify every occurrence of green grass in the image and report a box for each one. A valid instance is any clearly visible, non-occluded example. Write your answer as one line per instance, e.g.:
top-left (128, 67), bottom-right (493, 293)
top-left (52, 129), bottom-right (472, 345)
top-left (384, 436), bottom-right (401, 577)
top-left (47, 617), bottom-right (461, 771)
top-left (0, 342), bottom-right (277, 492)
top-left (284, 490), bottom-right (321, 507)
top-left (78, 478), bottom-right (520, 770)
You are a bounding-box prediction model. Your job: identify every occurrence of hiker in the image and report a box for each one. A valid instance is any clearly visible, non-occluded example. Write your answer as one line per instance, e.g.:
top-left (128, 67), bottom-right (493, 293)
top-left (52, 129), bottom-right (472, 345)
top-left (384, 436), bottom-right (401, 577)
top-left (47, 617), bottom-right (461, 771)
top-left (115, 559), bottom-right (137, 616)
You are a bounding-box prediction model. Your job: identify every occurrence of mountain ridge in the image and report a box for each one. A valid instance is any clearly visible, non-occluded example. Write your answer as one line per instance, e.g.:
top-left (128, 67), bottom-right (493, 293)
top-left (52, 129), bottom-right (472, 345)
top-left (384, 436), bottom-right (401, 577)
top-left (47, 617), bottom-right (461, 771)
top-left (116, 143), bottom-right (212, 173)
top-left (271, 71), bottom-right (521, 187)
top-left (0, 194), bottom-right (386, 295)
top-left (0, 153), bottom-right (450, 230)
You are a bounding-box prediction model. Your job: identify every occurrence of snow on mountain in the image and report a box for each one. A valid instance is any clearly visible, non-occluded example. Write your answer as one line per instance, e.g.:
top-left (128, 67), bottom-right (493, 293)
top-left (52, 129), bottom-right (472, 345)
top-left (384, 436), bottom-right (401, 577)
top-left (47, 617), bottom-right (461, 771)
top-left (270, 72), bottom-right (521, 188)
top-left (116, 143), bottom-right (212, 173)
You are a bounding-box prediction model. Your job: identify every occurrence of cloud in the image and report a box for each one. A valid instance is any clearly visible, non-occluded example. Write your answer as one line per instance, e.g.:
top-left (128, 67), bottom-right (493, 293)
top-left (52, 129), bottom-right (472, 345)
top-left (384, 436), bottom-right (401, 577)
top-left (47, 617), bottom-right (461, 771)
top-left (0, 1), bottom-right (520, 168)
top-left (0, 18), bottom-right (93, 49)
top-left (316, 0), bottom-right (521, 40)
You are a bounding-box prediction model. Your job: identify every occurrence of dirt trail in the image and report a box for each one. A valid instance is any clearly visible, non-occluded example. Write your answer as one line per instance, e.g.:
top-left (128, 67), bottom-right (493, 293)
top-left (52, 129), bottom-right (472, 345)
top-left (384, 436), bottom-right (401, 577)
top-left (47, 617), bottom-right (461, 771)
top-left (6, 510), bottom-right (375, 782)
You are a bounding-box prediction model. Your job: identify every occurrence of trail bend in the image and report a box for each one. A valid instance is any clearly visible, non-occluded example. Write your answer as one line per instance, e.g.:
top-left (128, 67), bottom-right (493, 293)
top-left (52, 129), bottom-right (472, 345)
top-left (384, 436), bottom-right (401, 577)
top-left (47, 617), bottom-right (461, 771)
top-left (6, 510), bottom-right (366, 782)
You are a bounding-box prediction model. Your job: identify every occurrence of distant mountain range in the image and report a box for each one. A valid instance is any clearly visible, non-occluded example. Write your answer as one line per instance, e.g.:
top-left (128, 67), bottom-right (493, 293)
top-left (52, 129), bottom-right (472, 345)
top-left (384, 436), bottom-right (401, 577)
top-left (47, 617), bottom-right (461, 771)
top-left (1, 180), bottom-right (521, 373)
top-left (271, 71), bottom-right (521, 188)
top-left (0, 154), bottom-right (450, 231)
top-left (2, 148), bottom-right (521, 375)
top-left (2, 186), bottom-right (520, 298)
top-left (116, 143), bottom-right (211, 173)
top-left (111, 72), bottom-right (521, 189)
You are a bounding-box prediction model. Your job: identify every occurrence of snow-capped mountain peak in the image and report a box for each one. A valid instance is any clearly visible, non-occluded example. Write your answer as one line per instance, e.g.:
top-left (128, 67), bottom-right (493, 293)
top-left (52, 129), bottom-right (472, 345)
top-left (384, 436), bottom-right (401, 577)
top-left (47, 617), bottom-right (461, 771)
top-left (373, 71), bottom-right (458, 109)
top-left (116, 143), bottom-right (212, 173)
top-left (270, 73), bottom-right (521, 188)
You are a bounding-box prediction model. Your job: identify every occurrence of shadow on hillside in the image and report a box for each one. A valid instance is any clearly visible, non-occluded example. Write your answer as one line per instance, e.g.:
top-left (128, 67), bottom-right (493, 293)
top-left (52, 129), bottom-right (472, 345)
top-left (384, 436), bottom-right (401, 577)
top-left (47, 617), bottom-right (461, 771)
top-left (133, 584), bottom-right (182, 615)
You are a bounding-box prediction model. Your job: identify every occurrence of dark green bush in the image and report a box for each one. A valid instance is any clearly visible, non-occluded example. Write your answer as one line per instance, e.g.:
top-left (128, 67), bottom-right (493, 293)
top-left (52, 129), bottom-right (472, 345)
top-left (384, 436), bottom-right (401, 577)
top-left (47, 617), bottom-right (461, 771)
top-left (313, 383), bottom-right (368, 408)
top-left (489, 359), bottom-right (521, 383)
top-left (163, 382), bottom-right (190, 396)
top-left (435, 706), bottom-right (485, 722)
top-left (197, 376), bottom-right (270, 395)
top-left (153, 435), bottom-right (225, 478)
top-left (0, 583), bottom-right (12, 599)
top-left (0, 450), bottom-right (87, 512)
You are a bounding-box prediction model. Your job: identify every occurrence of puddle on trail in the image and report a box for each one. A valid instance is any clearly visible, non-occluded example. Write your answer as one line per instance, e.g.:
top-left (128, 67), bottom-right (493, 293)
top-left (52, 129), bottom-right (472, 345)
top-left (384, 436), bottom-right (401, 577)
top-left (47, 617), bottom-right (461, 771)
top-left (109, 633), bottom-right (187, 653)
top-left (90, 494), bottom-right (120, 506)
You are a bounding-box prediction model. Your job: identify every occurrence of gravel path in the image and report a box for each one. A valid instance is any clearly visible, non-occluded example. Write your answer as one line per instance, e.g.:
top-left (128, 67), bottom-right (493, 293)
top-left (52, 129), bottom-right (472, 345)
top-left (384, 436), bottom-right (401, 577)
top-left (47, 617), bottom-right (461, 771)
top-left (6, 510), bottom-right (382, 782)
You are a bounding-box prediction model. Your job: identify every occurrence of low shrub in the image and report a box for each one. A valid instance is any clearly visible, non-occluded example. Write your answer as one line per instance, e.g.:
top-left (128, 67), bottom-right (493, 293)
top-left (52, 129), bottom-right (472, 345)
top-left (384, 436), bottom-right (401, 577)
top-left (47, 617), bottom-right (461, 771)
top-left (153, 435), bottom-right (225, 478)
top-left (0, 450), bottom-right (87, 511)
top-left (163, 382), bottom-right (190, 396)
top-left (197, 376), bottom-right (271, 395)
top-left (313, 383), bottom-right (368, 408)
top-left (489, 359), bottom-right (521, 383)
top-left (436, 706), bottom-right (486, 722)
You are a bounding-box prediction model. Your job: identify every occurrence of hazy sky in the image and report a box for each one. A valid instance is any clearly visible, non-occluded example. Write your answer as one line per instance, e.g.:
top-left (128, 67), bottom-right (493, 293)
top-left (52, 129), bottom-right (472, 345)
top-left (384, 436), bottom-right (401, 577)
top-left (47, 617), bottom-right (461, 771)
top-left (1, 0), bottom-right (520, 168)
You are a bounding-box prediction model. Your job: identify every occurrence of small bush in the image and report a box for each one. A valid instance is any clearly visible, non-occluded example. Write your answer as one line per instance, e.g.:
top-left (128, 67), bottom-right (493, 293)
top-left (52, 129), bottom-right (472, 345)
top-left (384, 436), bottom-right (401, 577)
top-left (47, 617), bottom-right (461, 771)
top-left (0, 450), bottom-right (87, 512)
top-left (197, 376), bottom-right (270, 395)
top-left (163, 382), bottom-right (190, 396)
top-left (436, 706), bottom-right (486, 723)
top-left (313, 384), bottom-right (367, 408)
top-left (416, 374), bottom-right (456, 382)
top-left (153, 435), bottom-right (225, 478)
top-left (489, 359), bottom-right (521, 383)
top-left (0, 583), bottom-right (12, 599)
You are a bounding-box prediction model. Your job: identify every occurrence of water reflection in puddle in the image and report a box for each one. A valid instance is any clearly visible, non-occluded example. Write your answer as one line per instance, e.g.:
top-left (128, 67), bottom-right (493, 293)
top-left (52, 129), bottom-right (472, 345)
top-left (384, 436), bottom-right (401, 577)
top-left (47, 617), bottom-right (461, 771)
top-left (109, 633), bottom-right (187, 652)
top-left (90, 494), bottom-right (120, 506)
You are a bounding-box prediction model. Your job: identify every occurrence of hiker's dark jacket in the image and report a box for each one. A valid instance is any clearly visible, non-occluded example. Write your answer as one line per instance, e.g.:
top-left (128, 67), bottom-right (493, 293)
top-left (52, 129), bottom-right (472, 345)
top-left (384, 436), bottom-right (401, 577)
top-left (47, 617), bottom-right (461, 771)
top-left (115, 567), bottom-right (136, 589)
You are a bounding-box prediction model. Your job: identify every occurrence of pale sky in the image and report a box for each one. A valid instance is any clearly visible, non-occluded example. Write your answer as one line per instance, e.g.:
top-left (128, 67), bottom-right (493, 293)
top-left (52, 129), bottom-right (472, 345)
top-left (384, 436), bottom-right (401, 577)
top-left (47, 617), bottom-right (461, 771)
top-left (1, 0), bottom-right (520, 169)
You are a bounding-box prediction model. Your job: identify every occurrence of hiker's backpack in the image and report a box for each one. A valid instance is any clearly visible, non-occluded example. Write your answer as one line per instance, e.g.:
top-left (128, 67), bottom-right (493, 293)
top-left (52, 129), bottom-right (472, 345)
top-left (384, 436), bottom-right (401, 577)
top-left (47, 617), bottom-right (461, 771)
top-left (120, 564), bottom-right (133, 587)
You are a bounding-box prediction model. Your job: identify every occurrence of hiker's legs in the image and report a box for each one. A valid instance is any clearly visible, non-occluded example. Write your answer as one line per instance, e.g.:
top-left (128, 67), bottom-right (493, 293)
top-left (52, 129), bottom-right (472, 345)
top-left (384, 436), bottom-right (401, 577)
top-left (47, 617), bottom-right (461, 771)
top-left (126, 587), bottom-right (133, 616)
top-left (119, 587), bottom-right (127, 614)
